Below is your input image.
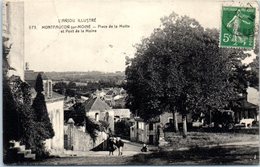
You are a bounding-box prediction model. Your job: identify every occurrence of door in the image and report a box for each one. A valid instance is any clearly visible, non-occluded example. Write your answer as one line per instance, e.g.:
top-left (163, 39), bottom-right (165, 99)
top-left (149, 135), bottom-right (154, 144)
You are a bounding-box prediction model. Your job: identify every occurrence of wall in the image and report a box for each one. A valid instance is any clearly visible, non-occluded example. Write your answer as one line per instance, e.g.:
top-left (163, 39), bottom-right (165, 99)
top-left (160, 112), bottom-right (173, 125)
top-left (45, 100), bottom-right (64, 152)
top-left (3, 1), bottom-right (25, 80)
top-left (64, 124), bottom-right (108, 151)
top-left (160, 112), bottom-right (192, 125)
top-left (130, 120), bottom-right (160, 145)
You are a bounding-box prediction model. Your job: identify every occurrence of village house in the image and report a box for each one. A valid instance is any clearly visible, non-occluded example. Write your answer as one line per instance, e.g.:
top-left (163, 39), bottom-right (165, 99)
top-left (130, 112), bottom-right (192, 145)
top-left (83, 96), bottom-right (115, 133)
top-left (114, 109), bottom-right (131, 122)
top-left (25, 70), bottom-right (65, 154)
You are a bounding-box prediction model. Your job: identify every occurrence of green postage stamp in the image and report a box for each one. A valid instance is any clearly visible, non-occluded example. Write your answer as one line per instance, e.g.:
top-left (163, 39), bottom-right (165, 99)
top-left (220, 6), bottom-right (256, 49)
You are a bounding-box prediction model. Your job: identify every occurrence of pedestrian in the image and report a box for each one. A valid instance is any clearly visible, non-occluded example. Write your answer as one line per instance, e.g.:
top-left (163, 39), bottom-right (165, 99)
top-left (141, 144), bottom-right (148, 152)
top-left (108, 137), bottom-right (117, 155)
top-left (116, 137), bottom-right (124, 156)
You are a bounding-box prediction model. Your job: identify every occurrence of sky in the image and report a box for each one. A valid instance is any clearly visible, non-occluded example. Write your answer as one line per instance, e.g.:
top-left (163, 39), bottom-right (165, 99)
top-left (23, 0), bottom-right (259, 72)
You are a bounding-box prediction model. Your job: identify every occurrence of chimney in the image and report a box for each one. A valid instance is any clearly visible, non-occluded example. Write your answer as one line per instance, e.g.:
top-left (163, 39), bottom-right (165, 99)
top-left (25, 62), bottom-right (29, 71)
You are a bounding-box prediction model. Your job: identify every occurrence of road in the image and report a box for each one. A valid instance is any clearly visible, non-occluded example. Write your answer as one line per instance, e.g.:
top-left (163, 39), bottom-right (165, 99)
top-left (61, 139), bottom-right (156, 157)
top-left (11, 140), bottom-right (259, 165)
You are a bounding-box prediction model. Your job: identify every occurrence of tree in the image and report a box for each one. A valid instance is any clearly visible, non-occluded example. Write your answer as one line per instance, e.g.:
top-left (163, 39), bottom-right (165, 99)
top-left (248, 56), bottom-right (259, 90)
top-left (85, 116), bottom-right (101, 140)
top-left (3, 38), bottom-right (53, 159)
top-left (3, 39), bottom-right (21, 151)
top-left (125, 12), bottom-right (245, 137)
top-left (32, 73), bottom-right (55, 156)
top-left (114, 119), bottom-right (131, 139)
top-left (65, 102), bottom-right (86, 126)
top-left (19, 82), bottom-right (47, 158)
top-left (35, 73), bottom-right (44, 93)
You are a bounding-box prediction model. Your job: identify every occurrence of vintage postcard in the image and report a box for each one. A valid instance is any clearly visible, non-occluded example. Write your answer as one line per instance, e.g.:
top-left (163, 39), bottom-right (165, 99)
top-left (2, 0), bottom-right (259, 165)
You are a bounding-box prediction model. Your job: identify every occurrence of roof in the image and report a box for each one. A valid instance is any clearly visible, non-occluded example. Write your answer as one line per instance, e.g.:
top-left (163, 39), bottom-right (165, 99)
top-left (25, 71), bottom-right (49, 88)
top-left (25, 71), bottom-right (48, 82)
top-left (243, 101), bottom-right (258, 109)
top-left (83, 96), bottom-right (111, 112)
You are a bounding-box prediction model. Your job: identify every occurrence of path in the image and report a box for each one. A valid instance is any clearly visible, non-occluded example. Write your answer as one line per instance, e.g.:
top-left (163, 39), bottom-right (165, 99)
top-left (61, 139), bottom-right (156, 157)
top-left (11, 139), bottom-right (259, 165)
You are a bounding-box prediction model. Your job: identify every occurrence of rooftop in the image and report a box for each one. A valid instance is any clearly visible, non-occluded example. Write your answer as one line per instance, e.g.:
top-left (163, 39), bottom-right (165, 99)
top-left (83, 96), bottom-right (112, 112)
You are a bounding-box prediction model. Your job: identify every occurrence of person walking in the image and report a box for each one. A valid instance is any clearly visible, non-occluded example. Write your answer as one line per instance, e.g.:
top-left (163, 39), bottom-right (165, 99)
top-left (116, 137), bottom-right (124, 156)
top-left (108, 137), bottom-right (116, 156)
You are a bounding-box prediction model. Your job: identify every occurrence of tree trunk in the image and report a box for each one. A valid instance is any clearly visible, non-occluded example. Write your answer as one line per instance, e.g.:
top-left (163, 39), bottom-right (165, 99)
top-left (182, 114), bottom-right (187, 138)
top-left (173, 111), bottom-right (179, 132)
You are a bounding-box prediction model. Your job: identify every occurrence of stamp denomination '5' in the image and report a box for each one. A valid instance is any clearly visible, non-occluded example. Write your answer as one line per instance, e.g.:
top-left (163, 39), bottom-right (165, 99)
top-left (220, 6), bottom-right (256, 49)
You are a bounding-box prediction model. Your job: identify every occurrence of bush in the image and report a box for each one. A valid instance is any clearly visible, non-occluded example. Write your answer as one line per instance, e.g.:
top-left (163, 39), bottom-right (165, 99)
top-left (115, 119), bottom-right (131, 139)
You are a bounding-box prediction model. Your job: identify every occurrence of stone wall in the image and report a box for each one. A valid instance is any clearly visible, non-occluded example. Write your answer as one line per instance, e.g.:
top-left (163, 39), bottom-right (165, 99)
top-left (64, 122), bottom-right (108, 151)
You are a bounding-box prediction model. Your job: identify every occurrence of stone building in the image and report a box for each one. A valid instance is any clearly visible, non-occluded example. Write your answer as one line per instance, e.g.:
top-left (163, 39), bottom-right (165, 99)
top-left (130, 112), bottom-right (192, 145)
top-left (84, 96), bottom-right (115, 133)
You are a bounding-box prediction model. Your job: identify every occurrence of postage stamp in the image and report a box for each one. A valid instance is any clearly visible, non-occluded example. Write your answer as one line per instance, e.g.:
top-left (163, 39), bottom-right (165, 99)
top-left (220, 6), bottom-right (256, 49)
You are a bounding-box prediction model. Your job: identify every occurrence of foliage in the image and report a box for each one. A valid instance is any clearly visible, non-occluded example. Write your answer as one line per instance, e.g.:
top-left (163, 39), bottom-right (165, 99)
top-left (248, 56), bottom-right (259, 90)
top-left (3, 77), bottom-right (21, 150)
top-left (32, 93), bottom-right (55, 139)
top-left (35, 73), bottom-right (44, 93)
top-left (3, 38), bottom-right (21, 152)
top-left (125, 12), bottom-right (251, 135)
top-left (46, 71), bottom-right (125, 84)
top-left (53, 80), bottom-right (124, 98)
top-left (126, 13), bottom-right (233, 119)
top-left (114, 119), bottom-right (131, 139)
top-left (3, 38), bottom-right (54, 159)
top-left (64, 102), bottom-right (86, 126)
top-left (85, 116), bottom-right (100, 140)
top-left (99, 120), bottom-right (110, 130)
top-left (32, 73), bottom-right (55, 157)
top-left (67, 102), bottom-right (102, 140)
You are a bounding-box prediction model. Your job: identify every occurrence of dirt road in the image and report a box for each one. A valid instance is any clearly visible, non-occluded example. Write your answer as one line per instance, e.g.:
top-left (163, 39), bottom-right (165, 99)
top-left (12, 140), bottom-right (259, 165)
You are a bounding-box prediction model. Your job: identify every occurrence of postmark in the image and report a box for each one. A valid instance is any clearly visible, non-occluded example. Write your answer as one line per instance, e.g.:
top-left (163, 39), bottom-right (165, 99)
top-left (220, 6), bottom-right (256, 49)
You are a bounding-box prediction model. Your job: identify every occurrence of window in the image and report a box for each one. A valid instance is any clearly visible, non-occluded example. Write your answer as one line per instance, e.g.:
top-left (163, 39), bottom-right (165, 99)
top-left (168, 117), bottom-right (173, 124)
top-left (95, 113), bottom-right (99, 121)
top-left (149, 123), bottom-right (153, 130)
top-left (138, 122), bottom-right (144, 130)
top-left (105, 112), bottom-right (109, 122)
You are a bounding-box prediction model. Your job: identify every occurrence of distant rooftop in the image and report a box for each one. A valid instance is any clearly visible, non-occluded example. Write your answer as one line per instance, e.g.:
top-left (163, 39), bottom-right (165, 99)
top-left (25, 70), bottom-right (49, 88)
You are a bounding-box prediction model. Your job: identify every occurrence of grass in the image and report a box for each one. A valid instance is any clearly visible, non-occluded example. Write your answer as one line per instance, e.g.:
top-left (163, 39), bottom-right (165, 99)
top-left (130, 144), bottom-right (259, 165)
top-left (163, 131), bottom-right (259, 151)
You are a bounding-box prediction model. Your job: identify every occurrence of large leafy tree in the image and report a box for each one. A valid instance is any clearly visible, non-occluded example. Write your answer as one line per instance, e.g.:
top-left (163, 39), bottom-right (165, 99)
top-left (125, 12), bottom-right (246, 137)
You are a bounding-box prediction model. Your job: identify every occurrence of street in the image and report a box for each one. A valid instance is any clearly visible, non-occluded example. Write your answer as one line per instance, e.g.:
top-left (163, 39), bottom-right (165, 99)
top-left (12, 140), bottom-right (259, 165)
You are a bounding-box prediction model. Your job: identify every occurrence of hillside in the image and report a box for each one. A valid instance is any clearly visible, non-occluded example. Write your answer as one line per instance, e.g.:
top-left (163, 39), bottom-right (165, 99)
top-left (45, 71), bottom-right (125, 82)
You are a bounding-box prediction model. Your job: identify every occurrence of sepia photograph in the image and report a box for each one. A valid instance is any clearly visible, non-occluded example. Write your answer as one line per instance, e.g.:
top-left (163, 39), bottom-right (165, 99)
top-left (2, 0), bottom-right (260, 165)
